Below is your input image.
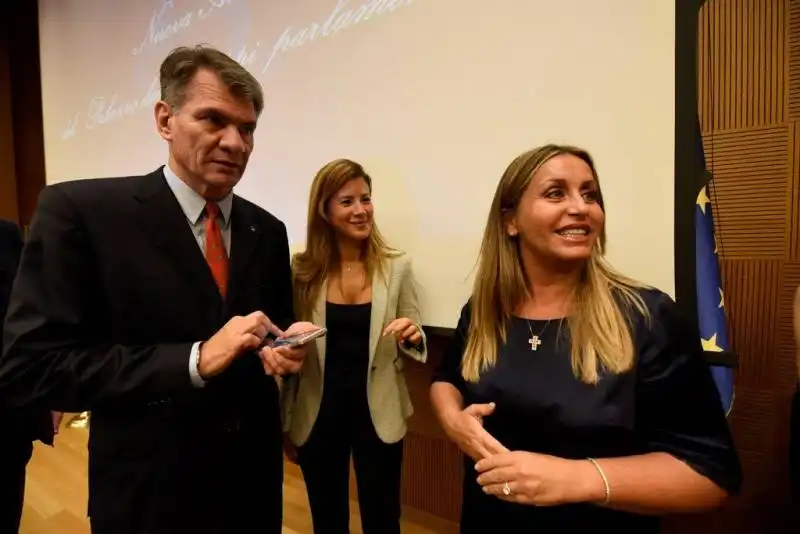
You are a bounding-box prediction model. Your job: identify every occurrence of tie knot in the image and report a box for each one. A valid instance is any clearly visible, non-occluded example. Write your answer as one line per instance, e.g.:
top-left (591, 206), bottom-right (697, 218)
top-left (205, 202), bottom-right (221, 219)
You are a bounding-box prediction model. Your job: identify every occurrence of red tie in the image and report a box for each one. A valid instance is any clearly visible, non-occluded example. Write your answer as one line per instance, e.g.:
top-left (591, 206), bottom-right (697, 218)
top-left (204, 202), bottom-right (228, 298)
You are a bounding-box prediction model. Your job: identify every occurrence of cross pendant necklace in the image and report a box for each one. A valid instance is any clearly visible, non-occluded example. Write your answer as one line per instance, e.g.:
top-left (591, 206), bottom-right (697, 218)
top-left (526, 319), bottom-right (550, 351)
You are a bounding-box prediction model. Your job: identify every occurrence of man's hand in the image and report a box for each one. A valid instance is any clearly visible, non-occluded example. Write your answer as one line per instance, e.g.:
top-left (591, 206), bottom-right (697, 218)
top-left (259, 321), bottom-right (318, 376)
top-left (198, 312), bottom-right (282, 379)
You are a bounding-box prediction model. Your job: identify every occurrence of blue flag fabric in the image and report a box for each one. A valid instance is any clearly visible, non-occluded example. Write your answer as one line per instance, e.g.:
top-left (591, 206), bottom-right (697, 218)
top-left (695, 120), bottom-right (734, 416)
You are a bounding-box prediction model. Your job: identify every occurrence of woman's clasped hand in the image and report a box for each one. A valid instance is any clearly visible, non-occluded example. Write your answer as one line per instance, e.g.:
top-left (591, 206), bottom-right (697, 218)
top-left (475, 450), bottom-right (605, 507)
top-left (446, 401), bottom-right (606, 507)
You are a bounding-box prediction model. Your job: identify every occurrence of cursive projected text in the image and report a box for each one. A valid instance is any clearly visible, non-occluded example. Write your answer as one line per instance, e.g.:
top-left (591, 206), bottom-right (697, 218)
top-left (60, 0), bottom-right (418, 138)
top-left (132, 0), bottom-right (233, 56)
top-left (85, 76), bottom-right (160, 129)
top-left (262, 0), bottom-right (415, 74)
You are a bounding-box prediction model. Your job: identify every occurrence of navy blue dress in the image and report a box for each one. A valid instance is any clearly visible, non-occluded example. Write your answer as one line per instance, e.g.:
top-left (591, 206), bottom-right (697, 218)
top-left (432, 288), bottom-right (742, 532)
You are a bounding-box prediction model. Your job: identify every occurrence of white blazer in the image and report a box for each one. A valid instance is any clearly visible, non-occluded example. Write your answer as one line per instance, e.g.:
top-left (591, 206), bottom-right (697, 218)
top-left (282, 252), bottom-right (427, 446)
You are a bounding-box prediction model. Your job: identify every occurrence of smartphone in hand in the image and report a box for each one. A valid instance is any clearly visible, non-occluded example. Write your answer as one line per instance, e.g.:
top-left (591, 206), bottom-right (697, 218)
top-left (271, 327), bottom-right (327, 348)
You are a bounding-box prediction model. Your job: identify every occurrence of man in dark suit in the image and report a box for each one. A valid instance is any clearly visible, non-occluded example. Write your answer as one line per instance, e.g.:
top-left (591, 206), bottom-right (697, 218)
top-left (0, 46), bottom-right (314, 534)
top-left (0, 219), bottom-right (56, 533)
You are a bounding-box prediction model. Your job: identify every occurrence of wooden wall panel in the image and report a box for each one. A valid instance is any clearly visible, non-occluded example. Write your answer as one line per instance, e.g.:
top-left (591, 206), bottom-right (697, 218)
top-left (788, 0), bottom-right (800, 121)
top-left (0, 1), bottom-right (45, 226)
top-left (725, 389), bottom-right (784, 534)
top-left (698, 0), bottom-right (787, 132)
top-left (791, 126), bottom-right (800, 259)
top-left (720, 260), bottom-right (781, 389)
top-left (8, 0), bottom-right (46, 228)
top-left (342, 339), bottom-right (461, 528)
top-left (399, 336), bottom-right (464, 524)
top-left (696, 0), bottom-right (799, 532)
top-left (702, 125), bottom-right (791, 257)
top-left (773, 260), bottom-right (800, 514)
top-left (728, 387), bottom-right (779, 465)
top-left (0, 13), bottom-right (19, 222)
top-left (777, 261), bottom-right (800, 392)
top-left (401, 432), bottom-right (462, 522)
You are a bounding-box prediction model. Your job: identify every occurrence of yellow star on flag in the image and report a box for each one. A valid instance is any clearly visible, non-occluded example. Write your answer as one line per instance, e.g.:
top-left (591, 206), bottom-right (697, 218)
top-left (718, 287), bottom-right (725, 309)
top-left (701, 333), bottom-right (724, 352)
top-left (696, 186), bottom-right (711, 215)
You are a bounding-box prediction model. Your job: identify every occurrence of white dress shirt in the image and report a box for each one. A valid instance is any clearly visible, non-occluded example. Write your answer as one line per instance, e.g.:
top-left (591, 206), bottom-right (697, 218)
top-left (163, 164), bottom-right (233, 388)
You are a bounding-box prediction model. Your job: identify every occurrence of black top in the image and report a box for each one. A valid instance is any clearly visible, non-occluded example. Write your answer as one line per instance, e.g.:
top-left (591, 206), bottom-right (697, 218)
top-left (324, 301), bottom-right (372, 393)
top-left (432, 288), bottom-right (742, 532)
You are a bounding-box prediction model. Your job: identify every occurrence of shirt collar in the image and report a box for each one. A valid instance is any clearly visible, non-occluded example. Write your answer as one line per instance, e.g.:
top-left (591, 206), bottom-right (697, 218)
top-left (162, 164), bottom-right (233, 227)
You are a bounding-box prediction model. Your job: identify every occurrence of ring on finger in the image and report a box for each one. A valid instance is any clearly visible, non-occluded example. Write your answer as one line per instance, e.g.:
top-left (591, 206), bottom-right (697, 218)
top-left (502, 482), bottom-right (512, 496)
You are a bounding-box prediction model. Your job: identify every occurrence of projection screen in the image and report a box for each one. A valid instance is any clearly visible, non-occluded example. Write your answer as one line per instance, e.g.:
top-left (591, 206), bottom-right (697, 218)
top-left (37, 0), bottom-right (675, 328)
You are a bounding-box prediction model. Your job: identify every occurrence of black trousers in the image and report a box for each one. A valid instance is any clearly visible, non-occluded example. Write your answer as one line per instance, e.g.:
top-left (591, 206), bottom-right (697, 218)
top-left (0, 437), bottom-right (33, 533)
top-left (297, 387), bottom-right (403, 534)
top-left (87, 407), bottom-right (284, 534)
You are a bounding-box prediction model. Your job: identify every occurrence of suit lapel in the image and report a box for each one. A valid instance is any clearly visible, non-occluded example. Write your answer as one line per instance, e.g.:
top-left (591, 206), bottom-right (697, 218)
top-left (369, 262), bottom-right (391, 367)
top-left (134, 170), bottom-right (221, 308)
top-left (223, 197), bottom-right (260, 315)
top-left (312, 280), bottom-right (328, 372)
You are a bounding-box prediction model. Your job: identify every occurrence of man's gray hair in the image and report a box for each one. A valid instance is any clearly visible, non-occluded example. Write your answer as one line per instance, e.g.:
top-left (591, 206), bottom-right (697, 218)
top-left (159, 44), bottom-right (264, 115)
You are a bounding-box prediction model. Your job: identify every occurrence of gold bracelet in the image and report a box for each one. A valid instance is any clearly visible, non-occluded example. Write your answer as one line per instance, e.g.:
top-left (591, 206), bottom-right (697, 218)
top-left (587, 457), bottom-right (610, 505)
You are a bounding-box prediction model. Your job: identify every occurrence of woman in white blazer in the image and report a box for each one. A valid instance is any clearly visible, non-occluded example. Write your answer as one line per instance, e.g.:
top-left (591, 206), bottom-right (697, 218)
top-left (282, 158), bottom-right (427, 534)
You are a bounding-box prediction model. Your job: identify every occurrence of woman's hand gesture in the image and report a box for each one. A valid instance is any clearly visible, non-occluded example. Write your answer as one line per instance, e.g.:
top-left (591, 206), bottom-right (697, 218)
top-left (444, 402), bottom-right (508, 461)
top-left (383, 317), bottom-right (422, 346)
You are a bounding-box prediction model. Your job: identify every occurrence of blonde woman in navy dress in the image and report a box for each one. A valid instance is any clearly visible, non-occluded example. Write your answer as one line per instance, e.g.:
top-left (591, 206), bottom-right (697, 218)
top-left (430, 144), bottom-right (742, 533)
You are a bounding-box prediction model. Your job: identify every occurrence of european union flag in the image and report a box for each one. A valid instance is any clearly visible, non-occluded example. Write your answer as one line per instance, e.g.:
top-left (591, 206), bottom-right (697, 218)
top-left (695, 119), bottom-right (734, 416)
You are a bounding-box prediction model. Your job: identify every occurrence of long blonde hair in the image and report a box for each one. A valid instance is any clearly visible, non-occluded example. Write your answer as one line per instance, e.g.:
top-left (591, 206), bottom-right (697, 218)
top-left (292, 158), bottom-right (397, 320)
top-left (462, 144), bottom-right (650, 384)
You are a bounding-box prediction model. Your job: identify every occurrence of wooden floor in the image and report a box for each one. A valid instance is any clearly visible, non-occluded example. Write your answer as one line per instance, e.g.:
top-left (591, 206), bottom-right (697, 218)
top-left (19, 422), bottom-right (458, 534)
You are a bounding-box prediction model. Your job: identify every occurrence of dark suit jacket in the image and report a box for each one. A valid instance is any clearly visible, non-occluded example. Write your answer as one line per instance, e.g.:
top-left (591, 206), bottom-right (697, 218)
top-left (0, 219), bottom-right (22, 361)
top-left (0, 170), bottom-right (294, 534)
top-left (0, 219), bottom-right (53, 446)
